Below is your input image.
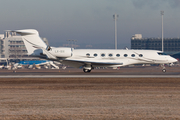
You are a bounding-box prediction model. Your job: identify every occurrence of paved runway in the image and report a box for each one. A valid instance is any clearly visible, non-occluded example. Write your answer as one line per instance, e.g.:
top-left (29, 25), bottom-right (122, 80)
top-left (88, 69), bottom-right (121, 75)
top-left (0, 66), bottom-right (180, 78)
top-left (1, 75), bottom-right (180, 78)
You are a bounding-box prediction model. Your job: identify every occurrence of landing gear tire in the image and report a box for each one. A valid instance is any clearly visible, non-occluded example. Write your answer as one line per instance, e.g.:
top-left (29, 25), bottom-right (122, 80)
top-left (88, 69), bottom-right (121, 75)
top-left (161, 64), bottom-right (166, 73)
top-left (162, 69), bottom-right (166, 73)
top-left (83, 69), bottom-right (91, 73)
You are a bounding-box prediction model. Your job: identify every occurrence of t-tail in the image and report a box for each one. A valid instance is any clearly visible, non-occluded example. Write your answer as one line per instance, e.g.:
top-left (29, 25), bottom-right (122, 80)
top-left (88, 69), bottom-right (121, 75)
top-left (10, 29), bottom-right (55, 59)
top-left (11, 29), bottom-right (67, 60)
top-left (11, 29), bottom-right (47, 55)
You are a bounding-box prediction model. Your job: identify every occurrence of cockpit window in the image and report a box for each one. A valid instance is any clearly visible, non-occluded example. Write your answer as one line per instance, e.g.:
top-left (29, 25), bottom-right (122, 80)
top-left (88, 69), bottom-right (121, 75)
top-left (158, 52), bottom-right (167, 55)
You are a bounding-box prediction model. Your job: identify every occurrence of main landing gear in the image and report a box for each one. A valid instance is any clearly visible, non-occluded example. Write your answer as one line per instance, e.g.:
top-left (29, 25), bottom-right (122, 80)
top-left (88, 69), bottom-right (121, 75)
top-left (83, 64), bottom-right (93, 73)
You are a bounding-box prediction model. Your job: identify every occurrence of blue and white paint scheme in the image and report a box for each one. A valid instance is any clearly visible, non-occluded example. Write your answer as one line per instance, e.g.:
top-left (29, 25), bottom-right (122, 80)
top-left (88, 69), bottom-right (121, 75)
top-left (10, 29), bottom-right (177, 73)
top-left (13, 60), bottom-right (59, 69)
top-left (19, 60), bottom-right (49, 65)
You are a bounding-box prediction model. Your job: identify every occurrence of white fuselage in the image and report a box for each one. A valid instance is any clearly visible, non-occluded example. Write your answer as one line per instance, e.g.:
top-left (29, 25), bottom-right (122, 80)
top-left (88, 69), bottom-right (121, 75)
top-left (56, 49), bottom-right (177, 68)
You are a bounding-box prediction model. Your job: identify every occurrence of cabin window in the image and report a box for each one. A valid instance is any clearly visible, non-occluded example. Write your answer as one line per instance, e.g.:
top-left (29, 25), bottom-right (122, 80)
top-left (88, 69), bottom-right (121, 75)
top-left (131, 54), bottom-right (135, 57)
top-left (109, 53), bottom-right (113, 57)
top-left (124, 54), bottom-right (128, 57)
top-left (94, 53), bottom-right (98, 57)
top-left (86, 53), bottom-right (90, 57)
top-left (116, 54), bottom-right (120, 57)
top-left (139, 54), bottom-right (143, 57)
top-left (101, 53), bottom-right (105, 57)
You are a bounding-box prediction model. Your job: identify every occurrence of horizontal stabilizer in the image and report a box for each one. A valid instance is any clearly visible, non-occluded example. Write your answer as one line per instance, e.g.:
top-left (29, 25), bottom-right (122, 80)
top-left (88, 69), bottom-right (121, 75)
top-left (10, 29), bottom-right (39, 36)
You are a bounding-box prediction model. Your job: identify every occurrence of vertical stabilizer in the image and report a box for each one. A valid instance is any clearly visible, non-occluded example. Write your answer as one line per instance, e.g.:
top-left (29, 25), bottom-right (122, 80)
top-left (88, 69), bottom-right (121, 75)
top-left (11, 29), bottom-right (47, 55)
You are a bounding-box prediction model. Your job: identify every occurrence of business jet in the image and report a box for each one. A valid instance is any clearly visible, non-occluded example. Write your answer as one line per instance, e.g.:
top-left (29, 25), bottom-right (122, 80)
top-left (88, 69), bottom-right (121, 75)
top-left (10, 29), bottom-right (177, 73)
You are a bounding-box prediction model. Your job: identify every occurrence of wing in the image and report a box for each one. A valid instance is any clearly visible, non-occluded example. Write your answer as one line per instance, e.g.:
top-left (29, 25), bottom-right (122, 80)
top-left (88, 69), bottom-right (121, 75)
top-left (62, 58), bottom-right (123, 68)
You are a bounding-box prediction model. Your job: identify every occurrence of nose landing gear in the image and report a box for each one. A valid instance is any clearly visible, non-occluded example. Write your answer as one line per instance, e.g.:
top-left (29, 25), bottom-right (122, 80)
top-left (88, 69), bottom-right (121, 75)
top-left (161, 64), bottom-right (166, 73)
top-left (83, 69), bottom-right (91, 73)
top-left (162, 69), bottom-right (166, 73)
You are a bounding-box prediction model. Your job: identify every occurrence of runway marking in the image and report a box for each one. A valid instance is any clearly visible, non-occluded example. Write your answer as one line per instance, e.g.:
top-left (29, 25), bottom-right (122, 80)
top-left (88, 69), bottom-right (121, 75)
top-left (0, 75), bottom-right (180, 78)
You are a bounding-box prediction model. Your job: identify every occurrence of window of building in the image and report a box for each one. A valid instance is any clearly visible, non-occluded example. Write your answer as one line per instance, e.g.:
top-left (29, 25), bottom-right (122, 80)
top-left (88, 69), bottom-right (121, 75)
top-left (1, 55), bottom-right (5, 58)
top-left (124, 54), bottom-right (128, 57)
top-left (101, 53), bottom-right (105, 57)
top-left (116, 54), bottom-right (120, 57)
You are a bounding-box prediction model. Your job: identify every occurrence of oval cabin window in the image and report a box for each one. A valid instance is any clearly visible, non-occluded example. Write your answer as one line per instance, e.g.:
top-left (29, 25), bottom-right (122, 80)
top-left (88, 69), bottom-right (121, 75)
top-left (86, 53), bottom-right (90, 57)
top-left (109, 53), bottom-right (113, 57)
top-left (124, 54), bottom-right (128, 57)
top-left (131, 54), bottom-right (135, 57)
top-left (94, 53), bottom-right (98, 57)
top-left (101, 53), bottom-right (105, 57)
top-left (116, 54), bottom-right (120, 57)
top-left (139, 54), bottom-right (143, 57)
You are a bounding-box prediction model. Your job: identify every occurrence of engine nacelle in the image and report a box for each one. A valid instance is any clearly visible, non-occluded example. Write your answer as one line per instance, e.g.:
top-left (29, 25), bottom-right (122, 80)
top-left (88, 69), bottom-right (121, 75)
top-left (50, 47), bottom-right (73, 58)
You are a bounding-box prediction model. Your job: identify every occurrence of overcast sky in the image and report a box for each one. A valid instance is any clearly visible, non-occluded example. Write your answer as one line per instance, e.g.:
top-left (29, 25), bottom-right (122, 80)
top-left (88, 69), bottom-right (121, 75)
top-left (0, 0), bottom-right (180, 48)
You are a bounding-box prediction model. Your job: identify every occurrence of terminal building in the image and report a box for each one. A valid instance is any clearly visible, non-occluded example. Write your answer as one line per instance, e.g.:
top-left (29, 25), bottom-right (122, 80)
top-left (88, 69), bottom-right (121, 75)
top-left (131, 34), bottom-right (180, 52)
top-left (0, 31), bottom-right (49, 61)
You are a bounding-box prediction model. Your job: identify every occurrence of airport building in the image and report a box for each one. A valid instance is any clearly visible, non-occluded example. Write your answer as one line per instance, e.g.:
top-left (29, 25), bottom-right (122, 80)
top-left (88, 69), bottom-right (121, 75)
top-left (0, 31), bottom-right (49, 60)
top-left (131, 34), bottom-right (180, 52)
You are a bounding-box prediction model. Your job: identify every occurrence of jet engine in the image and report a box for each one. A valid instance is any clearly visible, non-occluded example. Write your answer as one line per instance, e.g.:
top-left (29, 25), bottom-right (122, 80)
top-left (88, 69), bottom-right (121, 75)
top-left (50, 47), bottom-right (73, 58)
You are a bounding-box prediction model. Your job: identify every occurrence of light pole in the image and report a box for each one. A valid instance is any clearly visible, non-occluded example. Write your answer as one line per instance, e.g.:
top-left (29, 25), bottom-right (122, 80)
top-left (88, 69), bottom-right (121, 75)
top-left (72, 40), bottom-right (77, 49)
top-left (67, 39), bottom-right (77, 48)
top-left (113, 13), bottom-right (118, 49)
top-left (66, 39), bottom-right (71, 47)
top-left (161, 11), bottom-right (164, 52)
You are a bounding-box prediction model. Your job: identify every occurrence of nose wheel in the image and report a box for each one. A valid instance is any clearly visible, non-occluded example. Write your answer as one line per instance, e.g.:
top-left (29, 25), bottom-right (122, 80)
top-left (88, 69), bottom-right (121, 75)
top-left (162, 69), bottom-right (166, 73)
top-left (161, 64), bottom-right (166, 73)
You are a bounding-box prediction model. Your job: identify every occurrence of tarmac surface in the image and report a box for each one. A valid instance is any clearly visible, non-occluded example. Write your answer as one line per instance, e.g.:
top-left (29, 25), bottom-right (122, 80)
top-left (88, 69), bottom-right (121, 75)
top-left (0, 66), bottom-right (180, 119)
top-left (0, 66), bottom-right (180, 76)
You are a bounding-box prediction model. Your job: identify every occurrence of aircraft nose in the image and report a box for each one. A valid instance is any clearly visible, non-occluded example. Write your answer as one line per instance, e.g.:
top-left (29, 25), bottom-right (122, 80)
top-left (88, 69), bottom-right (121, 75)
top-left (169, 57), bottom-right (178, 63)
